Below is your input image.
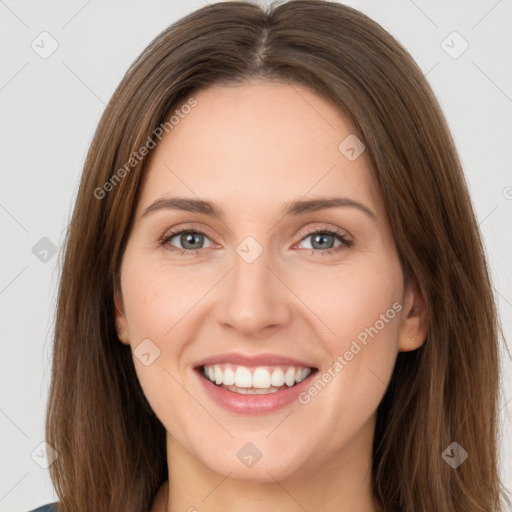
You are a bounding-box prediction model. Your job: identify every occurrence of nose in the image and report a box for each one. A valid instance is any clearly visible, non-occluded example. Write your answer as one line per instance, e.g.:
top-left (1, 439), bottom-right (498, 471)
top-left (216, 244), bottom-right (292, 336)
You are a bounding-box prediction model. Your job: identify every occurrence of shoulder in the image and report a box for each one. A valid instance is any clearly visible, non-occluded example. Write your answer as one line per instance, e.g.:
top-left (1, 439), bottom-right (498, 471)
top-left (27, 503), bottom-right (59, 512)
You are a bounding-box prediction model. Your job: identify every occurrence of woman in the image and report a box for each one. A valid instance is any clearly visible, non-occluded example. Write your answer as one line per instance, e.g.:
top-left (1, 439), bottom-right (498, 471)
top-left (32, 1), bottom-right (509, 511)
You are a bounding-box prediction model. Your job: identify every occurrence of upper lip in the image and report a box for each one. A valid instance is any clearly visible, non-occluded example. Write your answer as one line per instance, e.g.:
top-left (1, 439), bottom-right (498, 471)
top-left (194, 352), bottom-right (318, 369)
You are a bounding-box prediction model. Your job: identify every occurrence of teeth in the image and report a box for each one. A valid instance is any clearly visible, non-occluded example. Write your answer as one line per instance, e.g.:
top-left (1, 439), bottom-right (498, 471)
top-left (223, 367), bottom-right (235, 385)
top-left (223, 385), bottom-right (282, 394)
top-left (285, 367), bottom-right (296, 386)
top-left (214, 366), bottom-right (223, 385)
top-left (271, 368), bottom-right (285, 387)
top-left (252, 367), bottom-right (271, 388)
top-left (202, 364), bottom-right (312, 391)
top-left (234, 367), bottom-right (252, 388)
top-left (297, 367), bottom-right (309, 383)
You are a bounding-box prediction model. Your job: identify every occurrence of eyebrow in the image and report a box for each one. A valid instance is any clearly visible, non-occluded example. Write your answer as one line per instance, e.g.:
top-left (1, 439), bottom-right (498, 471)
top-left (141, 196), bottom-right (376, 221)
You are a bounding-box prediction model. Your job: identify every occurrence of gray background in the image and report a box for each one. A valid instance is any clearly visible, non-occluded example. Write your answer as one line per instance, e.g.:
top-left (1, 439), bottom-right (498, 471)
top-left (1, 0), bottom-right (511, 510)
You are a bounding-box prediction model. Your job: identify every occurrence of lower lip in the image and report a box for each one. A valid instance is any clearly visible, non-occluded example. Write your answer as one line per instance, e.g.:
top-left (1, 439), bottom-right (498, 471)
top-left (195, 368), bottom-right (316, 415)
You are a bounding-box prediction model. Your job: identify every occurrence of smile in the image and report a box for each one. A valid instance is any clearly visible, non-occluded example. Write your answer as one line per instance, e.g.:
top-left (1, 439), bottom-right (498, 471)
top-left (193, 352), bottom-right (318, 414)
top-left (202, 364), bottom-right (313, 394)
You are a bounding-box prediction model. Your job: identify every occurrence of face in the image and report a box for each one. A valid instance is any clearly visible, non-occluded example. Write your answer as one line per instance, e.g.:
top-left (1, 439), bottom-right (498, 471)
top-left (115, 80), bottom-right (426, 483)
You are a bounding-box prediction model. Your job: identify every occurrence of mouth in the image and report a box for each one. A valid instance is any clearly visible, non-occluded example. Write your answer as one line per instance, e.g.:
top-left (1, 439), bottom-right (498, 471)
top-left (197, 363), bottom-right (317, 395)
top-left (192, 353), bottom-right (319, 414)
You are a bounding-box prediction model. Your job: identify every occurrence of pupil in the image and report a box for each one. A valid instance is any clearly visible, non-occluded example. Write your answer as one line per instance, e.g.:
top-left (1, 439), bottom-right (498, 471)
top-left (182, 233), bottom-right (202, 249)
top-left (313, 234), bottom-right (333, 249)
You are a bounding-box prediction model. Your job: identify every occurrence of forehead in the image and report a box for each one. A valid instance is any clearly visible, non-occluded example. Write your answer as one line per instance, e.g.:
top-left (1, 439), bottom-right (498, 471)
top-left (137, 80), bottom-right (383, 218)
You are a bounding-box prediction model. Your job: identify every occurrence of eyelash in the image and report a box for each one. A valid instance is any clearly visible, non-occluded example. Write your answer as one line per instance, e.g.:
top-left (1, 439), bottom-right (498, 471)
top-left (159, 223), bottom-right (353, 257)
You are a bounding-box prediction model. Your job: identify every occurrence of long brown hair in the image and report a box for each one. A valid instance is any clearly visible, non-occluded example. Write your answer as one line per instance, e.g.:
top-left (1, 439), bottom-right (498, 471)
top-left (46, 1), bottom-right (509, 510)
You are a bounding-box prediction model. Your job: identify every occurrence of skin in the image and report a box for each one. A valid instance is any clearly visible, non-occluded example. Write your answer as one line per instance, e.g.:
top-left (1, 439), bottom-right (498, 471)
top-left (115, 80), bottom-right (428, 512)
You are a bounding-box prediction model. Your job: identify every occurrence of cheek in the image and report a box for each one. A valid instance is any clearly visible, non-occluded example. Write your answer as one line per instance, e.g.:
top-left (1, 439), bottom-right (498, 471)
top-left (300, 257), bottom-right (402, 350)
top-left (296, 259), bottom-right (402, 420)
top-left (120, 255), bottom-right (207, 342)
top-left (326, 279), bottom-right (401, 354)
top-left (119, 257), bottom-right (201, 434)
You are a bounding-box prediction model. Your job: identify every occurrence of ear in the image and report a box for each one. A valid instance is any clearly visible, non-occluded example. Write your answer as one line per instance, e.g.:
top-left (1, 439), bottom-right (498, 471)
top-left (398, 279), bottom-right (429, 352)
top-left (114, 291), bottom-right (130, 346)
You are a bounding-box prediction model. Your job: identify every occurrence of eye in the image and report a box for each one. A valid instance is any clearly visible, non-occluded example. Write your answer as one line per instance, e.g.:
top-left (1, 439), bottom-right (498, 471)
top-left (159, 224), bottom-right (214, 255)
top-left (296, 226), bottom-right (353, 255)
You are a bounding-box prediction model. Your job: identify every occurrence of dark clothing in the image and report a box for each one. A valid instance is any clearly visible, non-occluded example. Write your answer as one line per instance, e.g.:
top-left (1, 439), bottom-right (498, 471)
top-left (28, 504), bottom-right (58, 512)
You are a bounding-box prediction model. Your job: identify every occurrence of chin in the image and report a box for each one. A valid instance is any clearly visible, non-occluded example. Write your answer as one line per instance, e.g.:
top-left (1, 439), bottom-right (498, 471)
top-left (199, 446), bottom-right (306, 483)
